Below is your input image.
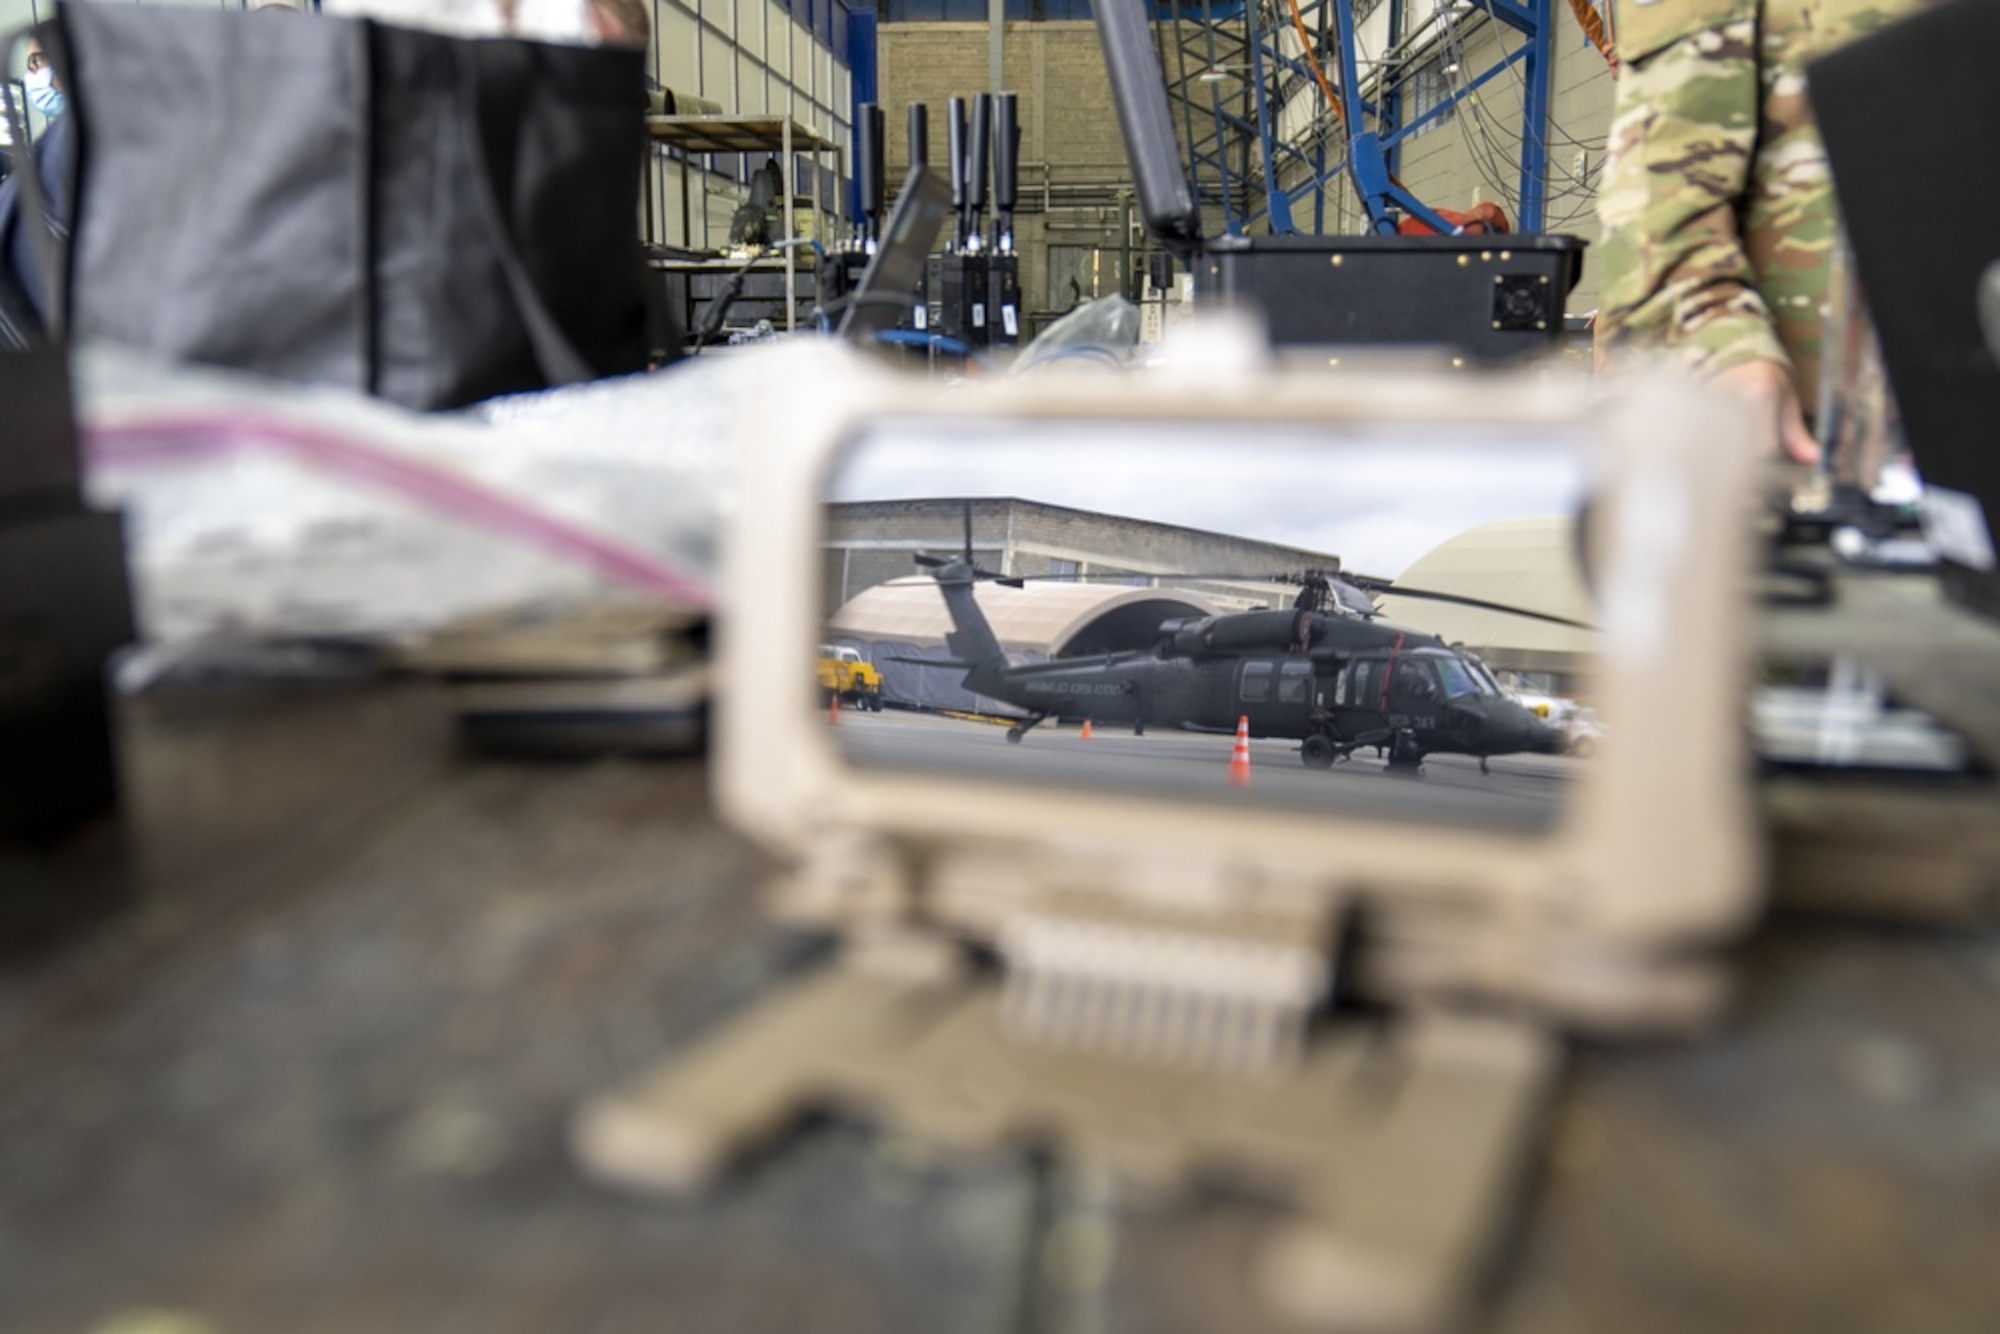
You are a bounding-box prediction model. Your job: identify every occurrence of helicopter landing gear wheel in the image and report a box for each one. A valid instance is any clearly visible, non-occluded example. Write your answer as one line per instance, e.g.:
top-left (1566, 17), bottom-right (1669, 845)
top-left (1005, 726), bottom-right (1025, 744)
top-left (1300, 735), bottom-right (1336, 769)
top-left (1386, 732), bottom-right (1425, 776)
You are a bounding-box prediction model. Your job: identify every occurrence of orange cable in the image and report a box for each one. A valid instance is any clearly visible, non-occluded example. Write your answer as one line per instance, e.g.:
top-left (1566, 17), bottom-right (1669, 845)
top-left (1280, 0), bottom-right (1345, 128)
top-left (1564, 0), bottom-right (1618, 73)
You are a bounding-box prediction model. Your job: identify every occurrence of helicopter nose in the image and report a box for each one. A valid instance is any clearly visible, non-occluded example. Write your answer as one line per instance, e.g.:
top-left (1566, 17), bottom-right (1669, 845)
top-left (1519, 708), bottom-right (1566, 754)
top-left (1481, 700), bottom-right (1562, 754)
top-left (1457, 701), bottom-right (1565, 756)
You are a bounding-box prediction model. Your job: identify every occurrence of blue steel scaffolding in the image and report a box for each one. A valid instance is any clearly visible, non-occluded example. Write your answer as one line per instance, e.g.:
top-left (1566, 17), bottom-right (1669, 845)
top-left (1157, 0), bottom-right (1591, 236)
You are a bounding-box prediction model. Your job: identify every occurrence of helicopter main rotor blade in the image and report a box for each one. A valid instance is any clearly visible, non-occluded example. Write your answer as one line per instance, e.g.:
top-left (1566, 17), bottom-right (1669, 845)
top-left (958, 564), bottom-right (1589, 629)
top-left (996, 570), bottom-right (1322, 586)
top-left (991, 569), bottom-right (1380, 616)
top-left (1349, 580), bottom-right (1596, 631)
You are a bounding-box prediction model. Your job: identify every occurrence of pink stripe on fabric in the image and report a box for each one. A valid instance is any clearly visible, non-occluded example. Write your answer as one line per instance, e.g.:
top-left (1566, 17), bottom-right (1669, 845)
top-left (85, 412), bottom-right (714, 611)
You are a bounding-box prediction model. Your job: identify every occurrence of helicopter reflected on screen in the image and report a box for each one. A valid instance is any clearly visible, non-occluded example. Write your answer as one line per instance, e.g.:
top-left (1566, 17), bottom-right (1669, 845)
top-left (821, 419), bottom-right (1599, 824)
top-left (905, 520), bottom-right (1573, 772)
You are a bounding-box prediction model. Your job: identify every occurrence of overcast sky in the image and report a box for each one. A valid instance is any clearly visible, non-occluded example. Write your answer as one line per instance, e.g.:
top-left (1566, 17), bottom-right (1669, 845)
top-left (829, 418), bottom-right (1592, 577)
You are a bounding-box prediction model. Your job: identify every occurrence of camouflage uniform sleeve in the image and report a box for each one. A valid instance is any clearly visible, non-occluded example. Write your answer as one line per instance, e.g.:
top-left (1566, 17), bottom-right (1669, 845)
top-left (1595, 0), bottom-right (1789, 377)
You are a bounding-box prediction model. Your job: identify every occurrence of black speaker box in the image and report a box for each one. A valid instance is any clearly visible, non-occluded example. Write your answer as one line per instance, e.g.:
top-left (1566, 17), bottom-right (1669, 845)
top-left (1196, 234), bottom-right (1585, 360)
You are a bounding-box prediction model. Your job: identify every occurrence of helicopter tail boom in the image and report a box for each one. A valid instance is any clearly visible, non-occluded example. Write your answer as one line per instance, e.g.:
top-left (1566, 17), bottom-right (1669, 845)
top-left (936, 574), bottom-right (1013, 697)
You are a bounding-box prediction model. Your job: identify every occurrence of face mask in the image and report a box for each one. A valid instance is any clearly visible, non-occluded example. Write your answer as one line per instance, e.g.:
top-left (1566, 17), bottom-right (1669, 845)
top-left (24, 67), bottom-right (62, 118)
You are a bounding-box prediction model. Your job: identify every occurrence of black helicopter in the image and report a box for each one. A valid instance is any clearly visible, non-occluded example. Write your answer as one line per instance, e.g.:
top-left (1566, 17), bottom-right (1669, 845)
top-left (905, 524), bottom-right (1577, 772)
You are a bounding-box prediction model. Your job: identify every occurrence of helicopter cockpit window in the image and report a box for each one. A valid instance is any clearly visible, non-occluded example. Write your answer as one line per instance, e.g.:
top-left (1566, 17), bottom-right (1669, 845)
top-left (1431, 655), bottom-right (1484, 700)
top-left (1463, 656), bottom-right (1505, 697)
top-left (822, 415), bottom-right (1596, 832)
top-left (1396, 659), bottom-right (1441, 702)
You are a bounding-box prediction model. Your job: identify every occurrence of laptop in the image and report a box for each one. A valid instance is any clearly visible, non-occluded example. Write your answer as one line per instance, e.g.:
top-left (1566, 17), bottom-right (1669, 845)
top-left (1088, 0), bottom-right (1583, 358)
top-left (835, 163), bottom-right (952, 345)
top-left (1810, 0), bottom-right (2000, 622)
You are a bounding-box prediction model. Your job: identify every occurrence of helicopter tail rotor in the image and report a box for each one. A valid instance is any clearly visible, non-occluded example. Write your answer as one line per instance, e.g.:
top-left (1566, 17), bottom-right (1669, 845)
top-left (913, 501), bottom-right (1026, 587)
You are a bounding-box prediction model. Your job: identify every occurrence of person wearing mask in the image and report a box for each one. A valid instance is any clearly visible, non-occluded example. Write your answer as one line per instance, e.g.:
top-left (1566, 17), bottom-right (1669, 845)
top-left (0, 33), bottom-right (70, 339)
top-left (22, 38), bottom-right (62, 123)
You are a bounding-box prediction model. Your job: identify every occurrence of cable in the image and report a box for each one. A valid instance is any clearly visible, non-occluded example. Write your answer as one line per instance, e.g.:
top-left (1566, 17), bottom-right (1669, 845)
top-left (687, 237), bottom-right (821, 351)
top-left (1252, 0), bottom-right (1607, 231)
top-left (811, 289), bottom-right (924, 323)
top-left (1429, 0), bottom-right (1611, 220)
top-left (872, 327), bottom-right (996, 370)
top-left (1564, 0), bottom-right (1618, 74)
top-left (1280, 0), bottom-right (1347, 129)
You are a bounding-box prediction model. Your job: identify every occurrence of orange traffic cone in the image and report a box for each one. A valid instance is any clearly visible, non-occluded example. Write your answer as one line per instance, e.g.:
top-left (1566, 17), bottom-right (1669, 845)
top-left (828, 692), bottom-right (840, 725)
top-left (1080, 717), bottom-right (1094, 740)
top-left (1229, 715), bottom-right (1251, 785)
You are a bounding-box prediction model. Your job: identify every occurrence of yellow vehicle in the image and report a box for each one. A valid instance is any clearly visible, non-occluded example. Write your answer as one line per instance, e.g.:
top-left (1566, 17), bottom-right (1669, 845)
top-left (816, 643), bottom-right (883, 711)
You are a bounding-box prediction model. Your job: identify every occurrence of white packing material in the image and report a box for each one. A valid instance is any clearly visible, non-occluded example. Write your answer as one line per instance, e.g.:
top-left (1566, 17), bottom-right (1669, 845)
top-left (75, 346), bottom-right (758, 657)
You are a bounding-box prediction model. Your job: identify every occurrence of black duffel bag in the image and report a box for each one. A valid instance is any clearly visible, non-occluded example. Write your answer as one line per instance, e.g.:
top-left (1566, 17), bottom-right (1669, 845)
top-left (0, 2), bottom-right (654, 410)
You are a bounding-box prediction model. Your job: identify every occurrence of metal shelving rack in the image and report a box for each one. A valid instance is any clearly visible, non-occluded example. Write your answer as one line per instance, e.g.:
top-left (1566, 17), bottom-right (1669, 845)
top-left (645, 116), bottom-right (845, 332)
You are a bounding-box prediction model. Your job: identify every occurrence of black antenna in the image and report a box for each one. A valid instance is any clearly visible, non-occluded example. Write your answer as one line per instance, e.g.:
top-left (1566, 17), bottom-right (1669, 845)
top-left (992, 92), bottom-right (1018, 254)
top-left (908, 102), bottom-right (929, 173)
top-left (857, 102), bottom-right (886, 248)
top-left (966, 92), bottom-right (992, 254)
top-left (946, 96), bottom-right (969, 252)
top-left (1089, 0), bottom-right (1202, 259)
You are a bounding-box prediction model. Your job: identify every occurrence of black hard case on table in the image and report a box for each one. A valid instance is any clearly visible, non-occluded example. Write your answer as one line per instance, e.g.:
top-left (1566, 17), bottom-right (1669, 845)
top-left (0, 349), bottom-right (83, 513)
top-left (0, 352), bottom-right (136, 845)
top-left (1195, 234), bottom-right (1585, 360)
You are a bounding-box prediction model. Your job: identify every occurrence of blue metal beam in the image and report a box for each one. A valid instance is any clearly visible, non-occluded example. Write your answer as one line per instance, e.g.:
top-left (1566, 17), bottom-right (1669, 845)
top-left (1377, 44), bottom-right (1526, 154)
top-left (1384, 0), bottom-right (1404, 183)
top-left (1515, 0), bottom-right (1554, 231)
top-left (1467, 0), bottom-right (1538, 36)
top-left (845, 8), bottom-right (877, 225)
top-left (1155, 0), bottom-right (1556, 237)
top-left (1332, 0), bottom-right (1454, 233)
top-left (1245, 0), bottom-right (1294, 232)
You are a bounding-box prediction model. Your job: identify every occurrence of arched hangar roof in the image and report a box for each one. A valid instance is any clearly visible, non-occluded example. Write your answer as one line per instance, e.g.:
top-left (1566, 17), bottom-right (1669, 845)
top-left (1372, 516), bottom-right (1595, 667)
top-left (829, 578), bottom-right (1219, 655)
